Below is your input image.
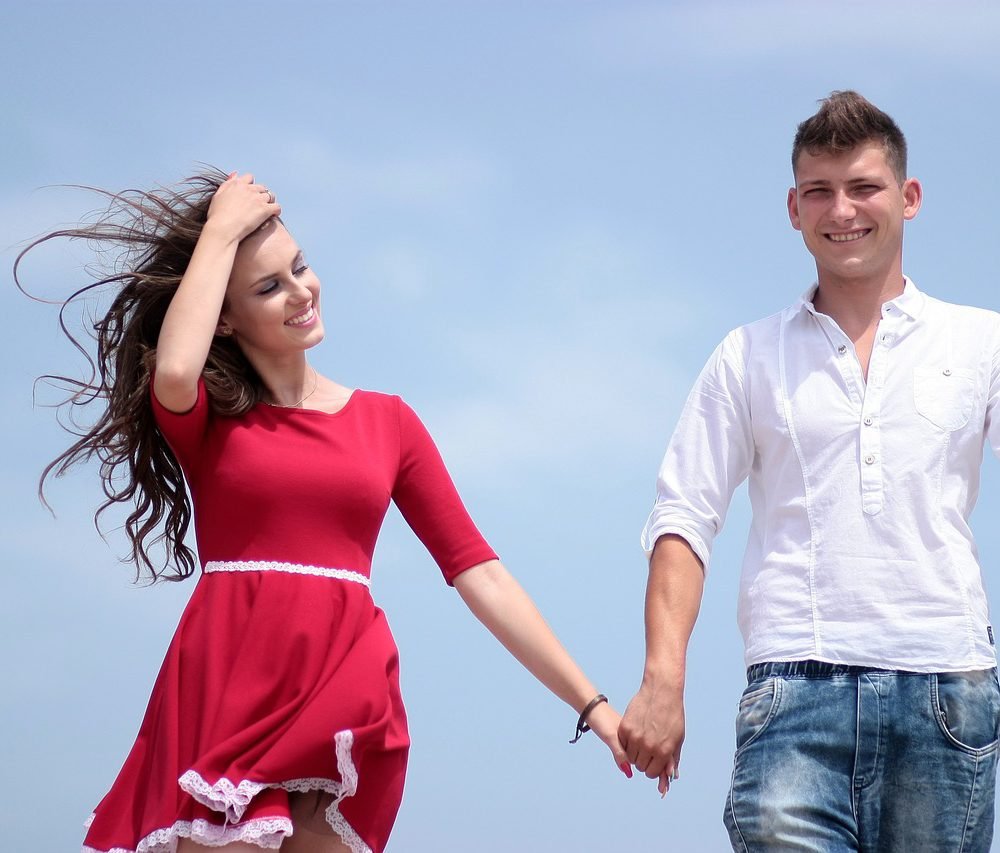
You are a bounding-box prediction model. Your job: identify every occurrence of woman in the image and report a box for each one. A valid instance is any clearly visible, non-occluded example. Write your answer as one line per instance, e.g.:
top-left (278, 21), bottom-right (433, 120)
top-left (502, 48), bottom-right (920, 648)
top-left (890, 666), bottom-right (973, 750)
top-left (17, 171), bottom-right (629, 853)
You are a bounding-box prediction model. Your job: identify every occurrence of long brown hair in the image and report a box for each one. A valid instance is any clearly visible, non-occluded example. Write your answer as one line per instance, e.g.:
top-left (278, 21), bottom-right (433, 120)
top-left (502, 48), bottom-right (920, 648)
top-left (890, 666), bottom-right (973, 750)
top-left (15, 169), bottom-right (264, 583)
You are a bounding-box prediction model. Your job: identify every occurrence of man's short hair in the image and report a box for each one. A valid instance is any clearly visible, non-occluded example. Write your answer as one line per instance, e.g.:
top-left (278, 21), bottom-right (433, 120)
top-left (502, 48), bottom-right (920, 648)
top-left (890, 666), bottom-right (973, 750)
top-left (792, 91), bottom-right (908, 183)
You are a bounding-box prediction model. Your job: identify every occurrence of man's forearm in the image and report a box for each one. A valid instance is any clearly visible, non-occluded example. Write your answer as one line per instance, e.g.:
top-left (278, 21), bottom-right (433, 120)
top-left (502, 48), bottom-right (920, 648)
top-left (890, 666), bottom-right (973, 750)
top-left (619, 533), bottom-right (706, 788)
top-left (642, 533), bottom-right (705, 688)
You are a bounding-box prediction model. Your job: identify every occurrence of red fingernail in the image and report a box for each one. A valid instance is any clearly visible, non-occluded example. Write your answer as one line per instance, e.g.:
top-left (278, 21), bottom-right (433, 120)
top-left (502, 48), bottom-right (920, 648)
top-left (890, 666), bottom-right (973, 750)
top-left (619, 763), bottom-right (633, 778)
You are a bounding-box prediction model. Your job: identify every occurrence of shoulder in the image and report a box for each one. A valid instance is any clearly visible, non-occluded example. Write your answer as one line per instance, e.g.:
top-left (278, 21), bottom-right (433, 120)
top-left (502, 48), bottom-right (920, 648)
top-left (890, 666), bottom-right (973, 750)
top-left (920, 295), bottom-right (1000, 348)
top-left (349, 389), bottom-right (425, 427)
top-left (707, 309), bottom-right (786, 369)
top-left (351, 388), bottom-right (408, 412)
top-left (922, 294), bottom-right (1000, 325)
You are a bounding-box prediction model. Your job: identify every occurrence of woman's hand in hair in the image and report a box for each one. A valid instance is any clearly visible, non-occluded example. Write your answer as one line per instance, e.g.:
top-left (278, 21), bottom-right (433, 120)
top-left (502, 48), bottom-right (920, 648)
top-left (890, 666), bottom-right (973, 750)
top-left (203, 172), bottom-right (281, 244)
top-left (154, 172), bottom-right (278, 411)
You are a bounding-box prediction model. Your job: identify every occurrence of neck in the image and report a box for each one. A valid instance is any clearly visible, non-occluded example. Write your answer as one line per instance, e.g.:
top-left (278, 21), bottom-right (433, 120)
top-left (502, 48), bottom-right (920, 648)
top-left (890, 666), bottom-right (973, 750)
top-left (244, 353), bottom-right (317, 407)
top-left (813, 267), bottom-right (905, 337)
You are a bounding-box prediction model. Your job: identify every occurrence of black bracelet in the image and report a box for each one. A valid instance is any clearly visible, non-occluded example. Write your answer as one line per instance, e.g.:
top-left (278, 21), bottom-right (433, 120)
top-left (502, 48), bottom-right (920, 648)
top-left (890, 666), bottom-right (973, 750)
top-left (569, 693), bottom-right (608, 744)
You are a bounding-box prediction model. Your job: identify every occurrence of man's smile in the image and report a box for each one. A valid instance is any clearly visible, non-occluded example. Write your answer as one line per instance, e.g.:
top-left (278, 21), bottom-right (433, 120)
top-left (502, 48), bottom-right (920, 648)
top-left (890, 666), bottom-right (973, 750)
top-left (825, 229), bottom-right (871, 243)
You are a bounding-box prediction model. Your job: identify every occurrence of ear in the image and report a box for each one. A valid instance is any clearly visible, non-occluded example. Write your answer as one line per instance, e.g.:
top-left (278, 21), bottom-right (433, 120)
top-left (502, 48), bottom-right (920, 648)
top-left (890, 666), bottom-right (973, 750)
top-left (787, 187), bottom-right (802, 231)
top-left (902, 177), bottom-right (922, 221)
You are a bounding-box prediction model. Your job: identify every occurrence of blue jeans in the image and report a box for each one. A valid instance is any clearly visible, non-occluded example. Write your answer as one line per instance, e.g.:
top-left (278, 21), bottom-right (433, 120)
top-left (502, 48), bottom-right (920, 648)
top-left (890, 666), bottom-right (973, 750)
top-left (723, 661), bottom-right (1000, 852)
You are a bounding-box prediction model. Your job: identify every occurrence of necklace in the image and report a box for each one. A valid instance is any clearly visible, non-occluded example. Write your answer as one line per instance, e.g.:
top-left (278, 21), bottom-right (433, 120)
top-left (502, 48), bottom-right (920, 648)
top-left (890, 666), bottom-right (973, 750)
top-left (263, 367), bottom-right (319, 409)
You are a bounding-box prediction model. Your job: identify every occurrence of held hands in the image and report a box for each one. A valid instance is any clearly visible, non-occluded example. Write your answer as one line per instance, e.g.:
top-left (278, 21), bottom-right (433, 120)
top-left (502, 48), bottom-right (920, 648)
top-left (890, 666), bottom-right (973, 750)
top-left (618, 681), bottom-right (685, 796)
top-left (581, 700), bottom-right (634, 781)
top-left (205, 172), bottom-right (282, 244)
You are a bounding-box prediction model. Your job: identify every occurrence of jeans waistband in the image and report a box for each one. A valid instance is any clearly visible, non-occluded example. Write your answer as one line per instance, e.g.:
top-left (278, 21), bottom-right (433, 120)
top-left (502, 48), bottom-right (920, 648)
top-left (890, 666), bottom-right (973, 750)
top-left (746, 660), bottom-right (903, 682)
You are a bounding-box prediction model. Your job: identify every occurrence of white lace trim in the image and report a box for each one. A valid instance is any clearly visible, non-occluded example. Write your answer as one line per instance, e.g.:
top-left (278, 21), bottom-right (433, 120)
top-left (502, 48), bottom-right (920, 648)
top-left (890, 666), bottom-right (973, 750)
top-left (203, 560), bottom-right (370, 587)
top-left (325, 730), bottom-right (368, 853)
top-left (174, 730), bottom-right (370, 853)
top-left (82, 815), bottom-right (292, 852)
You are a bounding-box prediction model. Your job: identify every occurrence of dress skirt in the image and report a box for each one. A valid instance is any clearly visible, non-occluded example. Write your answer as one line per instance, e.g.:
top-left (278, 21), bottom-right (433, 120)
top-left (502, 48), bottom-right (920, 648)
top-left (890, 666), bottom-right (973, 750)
top-left (82, 562), bottom-right (409, 853)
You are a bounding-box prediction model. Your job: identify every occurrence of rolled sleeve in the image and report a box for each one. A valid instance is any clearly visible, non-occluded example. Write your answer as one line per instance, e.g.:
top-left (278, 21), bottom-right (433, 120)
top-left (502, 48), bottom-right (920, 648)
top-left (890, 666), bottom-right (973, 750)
top-left (641, 330), bottom-right (754, 574)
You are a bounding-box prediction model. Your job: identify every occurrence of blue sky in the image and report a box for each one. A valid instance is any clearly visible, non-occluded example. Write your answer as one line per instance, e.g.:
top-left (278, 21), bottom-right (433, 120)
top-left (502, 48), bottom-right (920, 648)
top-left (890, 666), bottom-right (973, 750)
top-left (3, 2), bottom-right (1000, 850)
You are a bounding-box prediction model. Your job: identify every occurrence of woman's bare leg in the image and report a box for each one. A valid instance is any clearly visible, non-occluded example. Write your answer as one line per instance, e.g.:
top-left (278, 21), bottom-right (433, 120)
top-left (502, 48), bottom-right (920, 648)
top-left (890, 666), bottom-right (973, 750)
top-left (280, 828), bottom-right (351, 853)
top-left (175, 791), bottom-right (352, 853)
top-left (176, 832), bottom-right (351, 853)
top-left (282, 791), bottom-right (351, 853)
top-left (177, 841), bottom-right (269, 853)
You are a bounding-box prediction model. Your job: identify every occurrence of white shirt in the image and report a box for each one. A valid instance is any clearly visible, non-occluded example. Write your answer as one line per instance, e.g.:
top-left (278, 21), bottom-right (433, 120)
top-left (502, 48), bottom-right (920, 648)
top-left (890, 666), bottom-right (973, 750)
top-left (642, 280), bottom-right (1000, 671)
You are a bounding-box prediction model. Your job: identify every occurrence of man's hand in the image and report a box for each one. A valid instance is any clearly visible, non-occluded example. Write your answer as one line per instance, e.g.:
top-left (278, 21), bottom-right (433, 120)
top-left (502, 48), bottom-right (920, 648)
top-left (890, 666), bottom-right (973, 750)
top-left (619, 679), bottom-right (685, 795)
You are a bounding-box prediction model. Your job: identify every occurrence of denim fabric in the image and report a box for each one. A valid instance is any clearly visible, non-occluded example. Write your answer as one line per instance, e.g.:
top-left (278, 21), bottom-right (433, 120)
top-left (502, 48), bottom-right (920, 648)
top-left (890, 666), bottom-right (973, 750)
top-left (723, 661), bottom-right (1000, 852)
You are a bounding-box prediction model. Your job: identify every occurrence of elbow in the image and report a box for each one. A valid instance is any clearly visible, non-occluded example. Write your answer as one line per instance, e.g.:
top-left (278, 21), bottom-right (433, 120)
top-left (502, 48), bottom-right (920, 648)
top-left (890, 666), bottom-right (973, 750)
top-left (151, 365), bottom-right (200, 413)
top-left (454, 558), bottom-right (507, 601)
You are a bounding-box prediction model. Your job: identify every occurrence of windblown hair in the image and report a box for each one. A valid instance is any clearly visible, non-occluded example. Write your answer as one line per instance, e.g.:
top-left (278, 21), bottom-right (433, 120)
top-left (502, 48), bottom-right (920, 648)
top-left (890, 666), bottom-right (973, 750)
top-left (14, 169), bottom-right (264, 583)
top-left (792, 90), bottom-right (908, 183)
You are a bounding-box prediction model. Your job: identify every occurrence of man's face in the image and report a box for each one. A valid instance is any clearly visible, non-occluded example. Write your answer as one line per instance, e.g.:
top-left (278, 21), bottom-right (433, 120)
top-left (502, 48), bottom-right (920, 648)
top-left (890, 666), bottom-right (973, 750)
top-left (787, 142), bottom-right (922, 285)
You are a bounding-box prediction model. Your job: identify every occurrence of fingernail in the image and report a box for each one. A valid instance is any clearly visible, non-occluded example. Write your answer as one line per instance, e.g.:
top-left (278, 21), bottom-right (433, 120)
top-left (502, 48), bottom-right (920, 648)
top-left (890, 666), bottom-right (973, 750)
top-left (619, 762), bottom-right (633, 778)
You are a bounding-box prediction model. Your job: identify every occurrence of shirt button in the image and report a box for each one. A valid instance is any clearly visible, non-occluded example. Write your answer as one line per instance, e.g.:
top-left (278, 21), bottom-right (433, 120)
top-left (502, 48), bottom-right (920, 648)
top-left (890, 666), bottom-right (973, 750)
top-left (864, 454), bottom-right (876, 465)
top-left (838, 344), bottom-right (848, 355)
top-left (864, 416), bottom-right (874, 426)
top-left (943, 368), bottom-right (952, 376)
top-left (881, 334), bottom-right (893, 343)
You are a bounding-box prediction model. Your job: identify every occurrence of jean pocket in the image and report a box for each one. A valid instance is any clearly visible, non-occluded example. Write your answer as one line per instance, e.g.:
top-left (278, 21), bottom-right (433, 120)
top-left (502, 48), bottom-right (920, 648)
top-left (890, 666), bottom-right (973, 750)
top-left (913, 366), bottom-right (975, 431)
top-left (734, 678), bottom-right (780, 754)
top-left (932, 669), bottom-right (1000, 754)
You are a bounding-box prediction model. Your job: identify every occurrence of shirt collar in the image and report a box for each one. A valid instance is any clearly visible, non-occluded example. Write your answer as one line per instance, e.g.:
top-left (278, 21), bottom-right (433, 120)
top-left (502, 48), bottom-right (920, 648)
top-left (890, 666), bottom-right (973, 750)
top-left (795, 276), bottom-right (926, 321)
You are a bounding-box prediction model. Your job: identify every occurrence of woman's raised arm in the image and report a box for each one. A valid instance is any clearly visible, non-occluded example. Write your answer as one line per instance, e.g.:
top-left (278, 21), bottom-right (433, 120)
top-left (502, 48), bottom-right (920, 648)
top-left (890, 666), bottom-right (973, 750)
top-left (153, 173), bottom-right (279, 412)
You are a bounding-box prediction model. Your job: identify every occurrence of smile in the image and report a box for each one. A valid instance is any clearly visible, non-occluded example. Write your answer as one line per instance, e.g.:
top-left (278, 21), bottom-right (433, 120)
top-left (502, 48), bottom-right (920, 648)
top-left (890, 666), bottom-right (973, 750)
top-left (285, 305), bottom-right (317, 327)
top-left (826, 229), bottom-right (871, 243)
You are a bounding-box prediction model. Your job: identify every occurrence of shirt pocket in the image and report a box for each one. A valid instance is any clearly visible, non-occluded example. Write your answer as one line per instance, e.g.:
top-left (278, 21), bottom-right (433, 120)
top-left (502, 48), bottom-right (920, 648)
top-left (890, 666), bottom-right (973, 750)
top-left (913, 366), bottom-right (975, 431)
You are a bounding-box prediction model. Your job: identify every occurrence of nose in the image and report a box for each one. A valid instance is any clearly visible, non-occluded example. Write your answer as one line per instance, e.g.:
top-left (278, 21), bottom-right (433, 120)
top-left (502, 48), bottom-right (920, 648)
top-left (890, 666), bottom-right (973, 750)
top-left (289, 277), bottom-right (313, 303)
top-left (829, 189), bottom-right (856, 222)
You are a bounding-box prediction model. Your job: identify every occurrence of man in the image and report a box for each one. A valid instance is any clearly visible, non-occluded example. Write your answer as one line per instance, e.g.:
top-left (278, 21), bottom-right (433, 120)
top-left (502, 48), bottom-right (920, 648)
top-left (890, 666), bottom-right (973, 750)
top-left (619, 91), bottom-right (1000, 851)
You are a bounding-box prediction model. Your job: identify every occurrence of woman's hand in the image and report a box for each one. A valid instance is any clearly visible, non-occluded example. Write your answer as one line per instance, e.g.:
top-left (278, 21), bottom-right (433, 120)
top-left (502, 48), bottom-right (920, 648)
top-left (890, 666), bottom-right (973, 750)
top-left (204, 172), bottom-right (281, 244)
top-left (585, 701), bottom-right (634, 780)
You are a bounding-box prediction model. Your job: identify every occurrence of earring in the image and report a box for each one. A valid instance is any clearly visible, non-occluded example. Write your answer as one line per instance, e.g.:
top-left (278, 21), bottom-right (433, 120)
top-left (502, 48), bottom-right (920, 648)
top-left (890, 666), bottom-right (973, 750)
top-left (218, 326), bottom-right (233, 337)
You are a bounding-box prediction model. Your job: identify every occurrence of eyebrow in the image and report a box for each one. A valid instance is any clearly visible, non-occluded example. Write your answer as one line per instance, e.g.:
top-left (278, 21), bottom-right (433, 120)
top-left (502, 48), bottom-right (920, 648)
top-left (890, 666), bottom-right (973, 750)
top-left (798, 176), bottom-right (884, 189)
top-left (247, 250), bottom-right (305, 290)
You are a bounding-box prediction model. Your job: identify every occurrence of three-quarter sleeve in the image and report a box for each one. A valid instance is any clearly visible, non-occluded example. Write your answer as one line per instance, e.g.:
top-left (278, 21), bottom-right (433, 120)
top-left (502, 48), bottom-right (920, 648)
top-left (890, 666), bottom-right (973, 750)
top-left (391, 397), bottom-right (498, 585)
top-left (640, 329), bottom-right (755, 573)
top-left (150, 377), bottom-right (211, 482)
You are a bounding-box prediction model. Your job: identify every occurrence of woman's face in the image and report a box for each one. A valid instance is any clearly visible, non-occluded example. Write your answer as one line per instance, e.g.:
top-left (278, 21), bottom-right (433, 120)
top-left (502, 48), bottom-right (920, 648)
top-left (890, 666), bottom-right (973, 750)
top-left (219, 220), bottom-right (325, 360)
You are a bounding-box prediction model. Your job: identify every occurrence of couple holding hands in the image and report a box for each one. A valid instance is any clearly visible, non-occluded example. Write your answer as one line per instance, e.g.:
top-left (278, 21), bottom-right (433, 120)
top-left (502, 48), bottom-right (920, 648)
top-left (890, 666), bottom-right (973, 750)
top-left (25, 91), bottom-right (1000, 853)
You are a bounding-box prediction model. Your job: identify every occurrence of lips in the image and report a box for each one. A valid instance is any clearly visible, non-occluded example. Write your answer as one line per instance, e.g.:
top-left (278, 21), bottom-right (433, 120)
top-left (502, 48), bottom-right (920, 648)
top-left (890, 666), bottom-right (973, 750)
top-left (285, 304), bottom-right (316, 327)
top-left (826, 229), bottom-right (871, 243)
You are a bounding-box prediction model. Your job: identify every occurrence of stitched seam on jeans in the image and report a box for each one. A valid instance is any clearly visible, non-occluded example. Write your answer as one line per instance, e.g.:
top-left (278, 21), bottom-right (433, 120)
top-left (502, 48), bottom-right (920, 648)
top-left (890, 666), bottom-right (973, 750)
top-left (959, 753), bottom-right (980, 852)
top-left (726, 765), bottom-right (749, 852)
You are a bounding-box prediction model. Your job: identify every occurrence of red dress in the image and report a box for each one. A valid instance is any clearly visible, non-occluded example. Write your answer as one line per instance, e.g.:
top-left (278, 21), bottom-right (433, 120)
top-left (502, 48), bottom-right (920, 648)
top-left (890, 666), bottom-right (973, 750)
top-left (82, 383), bottom-right (497, 853)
